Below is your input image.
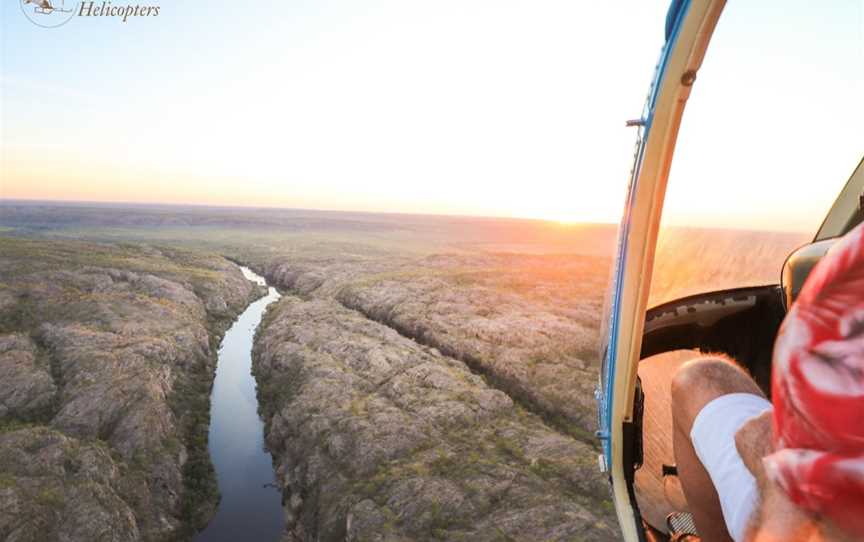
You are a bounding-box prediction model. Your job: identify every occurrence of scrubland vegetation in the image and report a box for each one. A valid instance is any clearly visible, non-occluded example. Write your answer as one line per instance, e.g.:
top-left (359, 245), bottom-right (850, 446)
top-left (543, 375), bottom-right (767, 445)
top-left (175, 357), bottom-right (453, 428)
top-left (0, 201), bottom-right (804, 541)
top-left (0, 235), bottom-right (259, 540)
top-left (650, 227), bottom-right (808, 306)
top-left (254, 296), bottom-right (616, 540)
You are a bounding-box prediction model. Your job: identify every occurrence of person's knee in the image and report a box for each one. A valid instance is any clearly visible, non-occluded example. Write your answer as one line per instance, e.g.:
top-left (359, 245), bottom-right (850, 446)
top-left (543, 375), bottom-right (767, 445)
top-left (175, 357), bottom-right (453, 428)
top-left (671, 356), bottom-right (761, 432)
top-left (672, 356), bottom-right (735, 399)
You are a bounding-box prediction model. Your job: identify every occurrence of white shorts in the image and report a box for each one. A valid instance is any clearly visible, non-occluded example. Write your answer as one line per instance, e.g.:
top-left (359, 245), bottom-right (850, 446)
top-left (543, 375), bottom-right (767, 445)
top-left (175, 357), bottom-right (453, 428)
top-left (690, 392), bottom-right (772, 542)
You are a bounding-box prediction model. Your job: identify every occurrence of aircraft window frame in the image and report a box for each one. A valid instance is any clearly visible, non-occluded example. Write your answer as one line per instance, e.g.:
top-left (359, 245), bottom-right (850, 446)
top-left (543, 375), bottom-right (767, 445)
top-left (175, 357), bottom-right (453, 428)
top-left (815, 157), bottom-right (864, 242)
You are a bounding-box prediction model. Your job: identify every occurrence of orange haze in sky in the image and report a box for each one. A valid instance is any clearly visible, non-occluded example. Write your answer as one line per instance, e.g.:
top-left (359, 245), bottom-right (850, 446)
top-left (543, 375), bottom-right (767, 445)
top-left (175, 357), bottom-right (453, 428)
top-left (2, 1), bottom-right (861, 230)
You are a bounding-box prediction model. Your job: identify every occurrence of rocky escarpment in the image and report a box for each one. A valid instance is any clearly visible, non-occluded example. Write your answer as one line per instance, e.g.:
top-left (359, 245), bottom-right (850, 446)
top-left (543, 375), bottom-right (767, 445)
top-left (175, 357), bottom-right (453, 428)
top-left (259, 252), bottom-right (609, 442)
top-left (0, 238), bottom-right (260, 540)
top-left (254, 296), bottom-right (617, 541)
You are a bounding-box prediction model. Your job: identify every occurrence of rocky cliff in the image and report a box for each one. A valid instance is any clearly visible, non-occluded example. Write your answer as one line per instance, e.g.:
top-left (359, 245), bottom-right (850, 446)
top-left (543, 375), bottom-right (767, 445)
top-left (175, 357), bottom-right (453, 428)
top-left (0, 238), bottom-right (260, 540)
top-left (254, 292), bottom-right (616, 541)
top-left (259, 252), bottom-right (608, 442)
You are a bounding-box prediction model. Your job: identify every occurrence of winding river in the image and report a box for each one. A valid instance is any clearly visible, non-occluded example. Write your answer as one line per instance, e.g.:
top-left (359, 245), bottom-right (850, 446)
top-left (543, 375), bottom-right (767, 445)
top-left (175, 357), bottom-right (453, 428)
top-left (195, 267), bottom-right (283, 541)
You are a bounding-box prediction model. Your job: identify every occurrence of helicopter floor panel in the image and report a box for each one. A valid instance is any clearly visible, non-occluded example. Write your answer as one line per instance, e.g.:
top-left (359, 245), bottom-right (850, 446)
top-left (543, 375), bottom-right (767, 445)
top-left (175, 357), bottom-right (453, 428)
top-left (636, 350), bottom-right (697, 533)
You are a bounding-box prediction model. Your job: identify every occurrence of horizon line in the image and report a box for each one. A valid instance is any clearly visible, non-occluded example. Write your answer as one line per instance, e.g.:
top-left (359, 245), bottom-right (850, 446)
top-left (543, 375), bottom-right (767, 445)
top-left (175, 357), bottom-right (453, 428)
top-left (0, 197), bottom-right (817, 236)
top-left (0, 196), bottom-right (619, 227)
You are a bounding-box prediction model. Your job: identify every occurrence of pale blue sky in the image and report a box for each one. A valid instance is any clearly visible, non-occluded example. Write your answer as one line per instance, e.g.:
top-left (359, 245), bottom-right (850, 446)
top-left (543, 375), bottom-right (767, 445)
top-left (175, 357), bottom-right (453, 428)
top-left (665, 0), bottom-right (864, 232)
top-left (2, 1), bottom-right (862, 230)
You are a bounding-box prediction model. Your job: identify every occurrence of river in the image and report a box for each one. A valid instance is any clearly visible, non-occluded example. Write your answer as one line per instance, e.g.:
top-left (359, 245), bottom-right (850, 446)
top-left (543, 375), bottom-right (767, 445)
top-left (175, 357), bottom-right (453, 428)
top-left (195, 267), bottom-right (284, 541)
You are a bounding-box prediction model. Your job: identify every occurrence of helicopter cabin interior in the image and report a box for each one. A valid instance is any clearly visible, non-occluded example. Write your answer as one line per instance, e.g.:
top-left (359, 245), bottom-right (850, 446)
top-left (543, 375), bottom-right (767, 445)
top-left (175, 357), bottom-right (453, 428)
top-left (615, 0), bottom-right (864, 537)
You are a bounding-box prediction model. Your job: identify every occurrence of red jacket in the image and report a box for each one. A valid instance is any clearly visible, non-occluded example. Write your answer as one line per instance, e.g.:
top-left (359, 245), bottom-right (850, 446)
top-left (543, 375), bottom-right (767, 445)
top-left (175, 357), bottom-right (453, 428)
top-left (768, 222), bottom-right (864, 537)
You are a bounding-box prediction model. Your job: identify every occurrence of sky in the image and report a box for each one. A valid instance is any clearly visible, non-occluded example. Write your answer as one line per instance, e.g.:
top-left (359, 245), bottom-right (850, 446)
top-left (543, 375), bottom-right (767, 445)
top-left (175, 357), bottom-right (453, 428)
top-left (1, 0), bottom-right (862, 231)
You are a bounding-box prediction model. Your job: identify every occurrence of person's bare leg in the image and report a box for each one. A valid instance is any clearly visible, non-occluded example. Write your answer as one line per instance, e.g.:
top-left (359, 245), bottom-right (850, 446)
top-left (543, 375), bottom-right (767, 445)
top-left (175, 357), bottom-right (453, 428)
top-left (670, 356), bottom-right (764, 542)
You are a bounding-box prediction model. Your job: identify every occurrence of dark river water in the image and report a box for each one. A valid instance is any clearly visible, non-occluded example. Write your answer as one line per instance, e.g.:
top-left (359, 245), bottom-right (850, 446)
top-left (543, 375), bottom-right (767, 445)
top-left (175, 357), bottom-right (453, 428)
top-left (195, 267), bottom-right (284, 541)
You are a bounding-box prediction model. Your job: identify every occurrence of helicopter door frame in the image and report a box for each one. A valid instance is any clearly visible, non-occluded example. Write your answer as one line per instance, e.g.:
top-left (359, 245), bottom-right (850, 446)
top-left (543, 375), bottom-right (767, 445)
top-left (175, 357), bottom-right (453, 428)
top-left (597, 1), bottom-right (726, 539)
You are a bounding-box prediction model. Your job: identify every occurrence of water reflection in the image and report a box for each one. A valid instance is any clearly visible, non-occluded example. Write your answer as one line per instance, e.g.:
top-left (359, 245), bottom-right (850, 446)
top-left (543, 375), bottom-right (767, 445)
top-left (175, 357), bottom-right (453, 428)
top-left (195, 267), bottom-right (283, 541)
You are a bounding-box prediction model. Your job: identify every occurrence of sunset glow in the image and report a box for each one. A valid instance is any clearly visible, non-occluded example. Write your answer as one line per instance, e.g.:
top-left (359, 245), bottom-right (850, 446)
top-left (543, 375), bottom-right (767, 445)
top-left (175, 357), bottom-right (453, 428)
top-left (2, 1), bottom-right (862, 229)
top-left (2, 4), bottom-right (864, 538)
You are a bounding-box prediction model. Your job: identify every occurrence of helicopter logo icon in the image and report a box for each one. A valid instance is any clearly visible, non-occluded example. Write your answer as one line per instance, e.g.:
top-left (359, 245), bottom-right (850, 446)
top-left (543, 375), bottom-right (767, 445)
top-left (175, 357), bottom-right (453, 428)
top-left (20, 0), bottom-right (76, 28)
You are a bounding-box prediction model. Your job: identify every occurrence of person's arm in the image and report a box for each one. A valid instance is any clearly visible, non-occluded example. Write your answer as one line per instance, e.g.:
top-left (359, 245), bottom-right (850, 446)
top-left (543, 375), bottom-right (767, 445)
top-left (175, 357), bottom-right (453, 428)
top-left (735, 411), bottom-right (819, 542)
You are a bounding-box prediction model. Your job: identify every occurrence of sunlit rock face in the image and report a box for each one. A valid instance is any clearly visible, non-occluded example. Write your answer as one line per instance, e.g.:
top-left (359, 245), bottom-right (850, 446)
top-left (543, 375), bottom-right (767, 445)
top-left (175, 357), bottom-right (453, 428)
top-left (0, 239), bottom-right (258, 541)
top-left (261, 252), bottom-right (609, 442)
top-left (254, 296), bottom-right (616, 542)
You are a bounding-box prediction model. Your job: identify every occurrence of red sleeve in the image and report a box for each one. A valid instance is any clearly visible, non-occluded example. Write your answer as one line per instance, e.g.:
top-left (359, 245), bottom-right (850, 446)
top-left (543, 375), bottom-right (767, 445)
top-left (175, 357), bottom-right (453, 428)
top-left (767, 222), bottom-right (864, 538)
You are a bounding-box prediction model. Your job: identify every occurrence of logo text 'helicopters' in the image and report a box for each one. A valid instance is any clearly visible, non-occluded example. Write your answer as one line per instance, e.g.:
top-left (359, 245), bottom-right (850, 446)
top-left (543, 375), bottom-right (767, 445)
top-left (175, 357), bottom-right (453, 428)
top-left (19, 0), bottom-right (162, 27)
